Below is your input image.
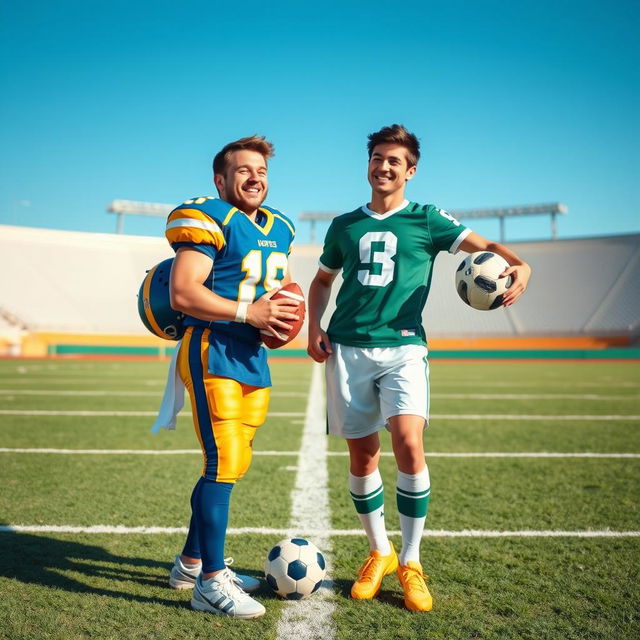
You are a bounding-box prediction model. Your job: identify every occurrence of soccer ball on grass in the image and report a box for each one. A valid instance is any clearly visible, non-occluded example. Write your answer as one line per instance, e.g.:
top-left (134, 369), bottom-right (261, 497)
top-left (455, 251), bottom-right (512, 311)
top-left (264, 538), bottom-right (326, 600)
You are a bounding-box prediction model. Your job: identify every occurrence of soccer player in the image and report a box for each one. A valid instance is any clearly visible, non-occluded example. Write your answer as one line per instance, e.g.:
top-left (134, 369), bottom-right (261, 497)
top-left (163, 135), bottom-right (299, 619)
top-left (307, 124), bottom-right (531, 612)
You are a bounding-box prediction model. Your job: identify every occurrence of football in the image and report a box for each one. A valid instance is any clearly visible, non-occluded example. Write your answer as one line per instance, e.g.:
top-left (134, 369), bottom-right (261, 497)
top-left (260, 282), bottom-right (306, 349)
top-left (137, 258), bottom-right (185, 340)
top-left (455, 251), bottom-right (512, 311)
top-left (264, 538), bottom-right (326, 600)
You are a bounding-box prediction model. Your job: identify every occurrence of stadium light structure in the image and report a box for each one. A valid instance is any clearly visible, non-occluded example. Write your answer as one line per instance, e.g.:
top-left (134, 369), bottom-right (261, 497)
top-left (299, 203), bottom-right (568, 243)
top-left (107, 200), bottom-right (174, 234)
top-left (451, 203), bottom-right (568, 243)
top-left (298, 212), bottom-right (339, 244)
top-left (109, 199), bottom-right (568, 242)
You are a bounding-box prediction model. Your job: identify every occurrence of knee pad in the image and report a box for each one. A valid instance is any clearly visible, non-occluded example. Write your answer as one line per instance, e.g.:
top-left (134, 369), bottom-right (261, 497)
top-left (236, 424), bottom-right (258, 480)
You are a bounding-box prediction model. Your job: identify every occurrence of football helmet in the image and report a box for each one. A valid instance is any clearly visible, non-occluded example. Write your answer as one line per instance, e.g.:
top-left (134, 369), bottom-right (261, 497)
top-left (138, 258), bottom-right (185, 340)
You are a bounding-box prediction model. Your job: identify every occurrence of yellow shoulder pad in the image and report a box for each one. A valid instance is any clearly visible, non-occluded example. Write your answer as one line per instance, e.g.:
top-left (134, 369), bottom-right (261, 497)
top-left (165, 208), bottom-right (225, 249)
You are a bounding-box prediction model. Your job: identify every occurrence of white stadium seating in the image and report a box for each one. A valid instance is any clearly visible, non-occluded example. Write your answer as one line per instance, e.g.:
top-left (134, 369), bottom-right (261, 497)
top-left (0, 225), bottom-right (638, 340)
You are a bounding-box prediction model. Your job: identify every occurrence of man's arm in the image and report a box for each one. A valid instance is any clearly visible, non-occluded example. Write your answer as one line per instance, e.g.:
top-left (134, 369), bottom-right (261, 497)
top-left (458, 232), bottom-right (531, 307)
top-left (307, 268), bottom-right (337, 362)
top-left (170, 247), bottom-right (299, 335)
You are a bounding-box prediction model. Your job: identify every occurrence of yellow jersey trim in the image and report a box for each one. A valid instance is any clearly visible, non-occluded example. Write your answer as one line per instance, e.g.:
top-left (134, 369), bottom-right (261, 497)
top-left (222, 207), bottom-right (239, 226)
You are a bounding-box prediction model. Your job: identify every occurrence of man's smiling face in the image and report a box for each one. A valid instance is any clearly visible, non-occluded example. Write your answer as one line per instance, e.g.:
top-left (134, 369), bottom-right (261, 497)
top-left (215, 149), bottom-right (268, 216)
top-left (367, 143), bottom-right (416, 196)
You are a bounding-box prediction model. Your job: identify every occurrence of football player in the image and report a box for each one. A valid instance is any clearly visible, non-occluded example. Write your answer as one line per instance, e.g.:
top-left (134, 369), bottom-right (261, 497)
top-left (307, 124), bottom-right (531, 611)
top-left (164, 136), bottom-right (299, 619)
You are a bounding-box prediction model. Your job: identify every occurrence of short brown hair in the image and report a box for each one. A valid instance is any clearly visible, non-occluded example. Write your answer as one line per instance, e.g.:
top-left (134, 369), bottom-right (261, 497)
top-left (367, 124), bottom-right (420, 167)
top-left (212, 135), bottom-right (275, 175)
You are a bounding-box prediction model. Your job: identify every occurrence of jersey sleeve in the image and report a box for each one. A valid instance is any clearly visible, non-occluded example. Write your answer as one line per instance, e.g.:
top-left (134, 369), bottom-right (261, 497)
top-left (428, 206), bottom-right (472, 254)
top-left (165, 207), bottom-right (226, 260)
top-left (318, 220), bottom-right (343, 273)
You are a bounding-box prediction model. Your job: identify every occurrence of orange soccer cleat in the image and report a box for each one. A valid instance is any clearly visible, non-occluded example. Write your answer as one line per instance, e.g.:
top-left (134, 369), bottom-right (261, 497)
top-left (351, 543), bottom-right (398, 600)
top-left (397, 561), bottom-right (433, 612)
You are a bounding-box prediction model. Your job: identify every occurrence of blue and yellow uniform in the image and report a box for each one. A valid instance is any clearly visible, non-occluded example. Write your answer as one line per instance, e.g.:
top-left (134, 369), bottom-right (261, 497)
top-left (166, 196), bottom-right (295, 483)
top-left (166, 196), bottom-right (295, 575)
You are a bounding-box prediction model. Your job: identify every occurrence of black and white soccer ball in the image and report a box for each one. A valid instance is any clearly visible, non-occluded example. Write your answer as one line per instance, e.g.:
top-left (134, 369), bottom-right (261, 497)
top-left (455, 251), bottom-right (512, 311)
top-left (264, 538), bottom-right (326, 600)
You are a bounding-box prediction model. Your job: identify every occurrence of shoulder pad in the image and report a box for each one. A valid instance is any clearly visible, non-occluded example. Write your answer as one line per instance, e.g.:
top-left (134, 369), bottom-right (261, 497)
top-left (173, 197), bottom-right (238, 222)
top-left (166, 197), bottom-right (233, 248)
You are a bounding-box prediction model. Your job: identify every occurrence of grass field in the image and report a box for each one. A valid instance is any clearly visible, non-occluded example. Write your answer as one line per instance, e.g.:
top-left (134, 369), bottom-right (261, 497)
top-left (0, 357), bottom-right (638, 640)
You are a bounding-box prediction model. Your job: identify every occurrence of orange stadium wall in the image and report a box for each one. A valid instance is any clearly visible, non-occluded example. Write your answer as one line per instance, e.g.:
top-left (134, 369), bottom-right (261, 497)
top-left (5, 331), bottom-right (633, 360)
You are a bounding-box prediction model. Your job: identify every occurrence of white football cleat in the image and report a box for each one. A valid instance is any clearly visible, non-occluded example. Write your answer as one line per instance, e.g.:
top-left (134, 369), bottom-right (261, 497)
top-left (169, 555), bottom-right (200, 590)
top-left (169, 555), bottom-right (261, 593)
top-left (191, 570), bottom-right (266, 619)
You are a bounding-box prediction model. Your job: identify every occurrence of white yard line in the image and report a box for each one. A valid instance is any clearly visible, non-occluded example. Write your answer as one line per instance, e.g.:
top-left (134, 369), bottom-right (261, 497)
top-left (1, 524), bottom-right (638, 538)
top-left (1, 448), bottom-right (639, 459)
top-left (276, 362), bottom-right (335, 640)
top-left (0, 389), bottom-right (163, 397)
top-left (0, 378), bottom-right (167, 384)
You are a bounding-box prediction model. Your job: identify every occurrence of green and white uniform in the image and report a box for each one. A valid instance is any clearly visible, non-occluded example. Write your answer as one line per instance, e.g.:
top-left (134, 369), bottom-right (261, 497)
top-left (319, 199), bottom-right (470, 438)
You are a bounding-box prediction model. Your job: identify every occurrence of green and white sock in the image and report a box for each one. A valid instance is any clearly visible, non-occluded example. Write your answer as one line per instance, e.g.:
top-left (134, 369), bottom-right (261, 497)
top-left (349, 470), bottom-right (391, 555)
top-left (396, 467), bottom-right (430, 565)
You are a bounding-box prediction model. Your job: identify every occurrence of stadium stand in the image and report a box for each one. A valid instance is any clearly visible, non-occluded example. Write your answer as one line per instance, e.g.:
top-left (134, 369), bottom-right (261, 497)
top-left (0, 224), bottom-right (638, 356)
top-left (427, 234), bottom-right (640, 339)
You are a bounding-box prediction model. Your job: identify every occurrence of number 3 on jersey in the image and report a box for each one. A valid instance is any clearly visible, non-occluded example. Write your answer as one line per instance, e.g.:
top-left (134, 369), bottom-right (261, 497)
top-left (357, 231), bottom-right (397, 287)
top-left (239, 250), bottom-right (288, 301)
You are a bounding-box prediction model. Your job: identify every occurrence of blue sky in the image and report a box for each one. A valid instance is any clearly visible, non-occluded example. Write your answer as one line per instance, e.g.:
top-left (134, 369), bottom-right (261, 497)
top-left (1, 0), bottom-right (638, 244)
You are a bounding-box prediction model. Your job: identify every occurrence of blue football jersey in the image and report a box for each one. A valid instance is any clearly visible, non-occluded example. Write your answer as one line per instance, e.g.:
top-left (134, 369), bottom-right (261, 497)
top-left (165, 196), bottom-right (295, 386)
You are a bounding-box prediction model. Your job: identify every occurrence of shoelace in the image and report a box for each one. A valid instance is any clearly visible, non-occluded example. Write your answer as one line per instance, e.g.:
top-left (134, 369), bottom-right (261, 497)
top-left (223, 557), bottom-right (243, 583)
top-left (184, 556), bottom-right (245, 586)
top-left (213, 569), bottom-right (250, 601)
top-left (356, 555), bottom-right (380, 582)
top-left (400, 566), bottom-right (429, 593)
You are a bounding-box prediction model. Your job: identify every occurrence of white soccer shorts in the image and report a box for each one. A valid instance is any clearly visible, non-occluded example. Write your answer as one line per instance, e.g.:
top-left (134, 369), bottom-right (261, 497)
top-left (325, 343), bottom-right (430, 439)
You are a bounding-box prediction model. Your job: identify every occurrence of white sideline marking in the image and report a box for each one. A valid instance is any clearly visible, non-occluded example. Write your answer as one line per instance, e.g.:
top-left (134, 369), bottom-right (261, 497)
top-left (0, 410), bottom-right (305, 417)
top-left (277, 362), bottom-right (335, 640)
top-left (1, 525), bottom-right (638, 538)
top-left (1, 448), bottom-right (639, 459)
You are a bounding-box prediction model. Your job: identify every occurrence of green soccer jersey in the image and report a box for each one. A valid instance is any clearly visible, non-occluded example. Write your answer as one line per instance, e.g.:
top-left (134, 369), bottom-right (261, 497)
top-left (319, 200), bottom-right (471, 347)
